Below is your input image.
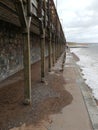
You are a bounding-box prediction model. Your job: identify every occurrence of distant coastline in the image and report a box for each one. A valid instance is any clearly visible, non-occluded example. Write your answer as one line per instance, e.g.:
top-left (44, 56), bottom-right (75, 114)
top-left (67, 42), bottom-right (88, 48)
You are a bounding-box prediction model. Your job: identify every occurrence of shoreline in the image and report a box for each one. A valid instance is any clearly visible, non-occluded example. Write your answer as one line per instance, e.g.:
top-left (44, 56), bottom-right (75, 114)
top-left (71, 51), bottom-right (98, 105)
top-left (71, 51), bottom-right (98, 130)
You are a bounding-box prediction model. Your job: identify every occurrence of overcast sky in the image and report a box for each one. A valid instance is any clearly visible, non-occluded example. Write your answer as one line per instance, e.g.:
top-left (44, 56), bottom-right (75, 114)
top-left (54, 0), bottom-right (98, 43)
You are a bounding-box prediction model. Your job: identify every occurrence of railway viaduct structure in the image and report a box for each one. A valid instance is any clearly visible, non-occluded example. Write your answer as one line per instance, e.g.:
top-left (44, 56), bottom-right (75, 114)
top-left (0, 0), bottom-right (66, 104)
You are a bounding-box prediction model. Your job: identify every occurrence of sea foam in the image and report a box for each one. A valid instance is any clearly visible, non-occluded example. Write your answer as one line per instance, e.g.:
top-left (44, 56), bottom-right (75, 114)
top-left (71, 46), bottom-right (98, 100)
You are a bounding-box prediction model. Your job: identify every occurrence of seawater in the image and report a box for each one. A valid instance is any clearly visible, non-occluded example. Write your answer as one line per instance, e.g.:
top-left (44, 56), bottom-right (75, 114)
top-left (71, 44), bottom-right (98, 100)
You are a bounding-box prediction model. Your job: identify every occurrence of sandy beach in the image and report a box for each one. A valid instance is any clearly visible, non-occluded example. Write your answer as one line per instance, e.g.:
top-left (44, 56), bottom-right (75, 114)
top-left (0, 54), bottom-right (73, 129)
top-left (0, 50), bottom-right (96, 130)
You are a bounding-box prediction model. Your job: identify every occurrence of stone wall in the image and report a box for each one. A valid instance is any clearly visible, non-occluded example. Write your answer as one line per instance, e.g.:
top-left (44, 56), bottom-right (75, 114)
top-left (0, 20), bottom-right (48, 81)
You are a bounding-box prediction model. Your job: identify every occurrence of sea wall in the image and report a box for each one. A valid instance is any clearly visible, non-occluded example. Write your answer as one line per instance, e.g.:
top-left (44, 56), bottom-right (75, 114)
top-left (0, 20), bottom-right (49, 81)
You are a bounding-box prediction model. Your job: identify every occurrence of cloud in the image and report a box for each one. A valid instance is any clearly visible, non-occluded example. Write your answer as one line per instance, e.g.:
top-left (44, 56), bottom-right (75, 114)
top-left (87, 0), bottom-right (98, 11)
top-left (55, 0), bottom-right (98, 43)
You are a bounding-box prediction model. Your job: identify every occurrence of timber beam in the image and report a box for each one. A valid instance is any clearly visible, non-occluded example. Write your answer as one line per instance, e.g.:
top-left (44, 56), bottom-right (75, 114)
top-left (14, 0), bottom-right (27, 28)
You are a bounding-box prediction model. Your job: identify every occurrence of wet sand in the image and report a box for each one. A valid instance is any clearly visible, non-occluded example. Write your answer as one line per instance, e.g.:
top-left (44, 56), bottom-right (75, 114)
top-left (0, 51), bottom-right (94, 130)
top-left (0, 55), bottom-right (73, 129)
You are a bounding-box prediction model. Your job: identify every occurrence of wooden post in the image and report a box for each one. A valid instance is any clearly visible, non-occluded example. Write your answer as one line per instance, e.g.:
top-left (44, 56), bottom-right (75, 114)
top-left (23, 27), bottom-right (31, 104)
top-left (55, 36), bottom-right (57, 60)
top-left (38, 0), bottom-right (46, 82)
top-left (58, 37), bottom-right (60, 57)
top-left (56, 37), bottom-right (58, 59)
top-left (14, 0), bottom-right (32, 105)
top-left (47, 0), bottom-right (52, 72)
top-left (61, 42), bottom-right (63, 52)
top-left (61, 43), bottom-right (62, 53)
top-left (40, 28), bottom-right (45, 82)
top-left (61, 41), bottom-right (65, 52)
top-left (48, 32), bottom-right (52, 72)
top-left (52, 34), bottom-right (55, 65)
top-left (60, 38), bottom-right (62, 55)
top-left (59, 38), bottom-right (61, 57)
